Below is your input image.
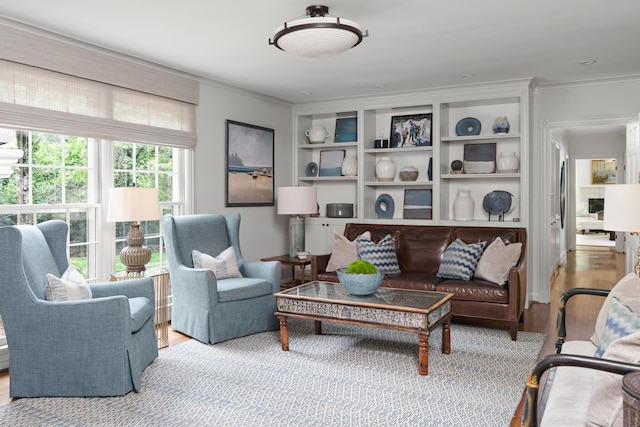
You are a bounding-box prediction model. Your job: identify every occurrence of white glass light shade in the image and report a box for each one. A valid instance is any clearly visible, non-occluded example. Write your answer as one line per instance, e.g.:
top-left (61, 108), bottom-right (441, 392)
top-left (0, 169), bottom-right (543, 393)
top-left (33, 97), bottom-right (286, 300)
top-left (0, 148), bottom-right (23, 178)
top-left (107, 187), bottom-right (161, 223)
top-left (603, 184), bottom-right (640, 232)
top-left (270, 6), bottom-right (367, 58)
top-left (277, 186), bottom-right (317, 215)
top-left (272, 17), bottom-right (364, 57)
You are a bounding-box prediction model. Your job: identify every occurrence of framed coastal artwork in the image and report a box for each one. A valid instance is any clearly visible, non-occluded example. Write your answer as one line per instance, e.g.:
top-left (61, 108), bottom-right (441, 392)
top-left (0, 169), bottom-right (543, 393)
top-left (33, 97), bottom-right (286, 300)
top-left (403, 189), bottom-right (433, 219)
top-left (590, 159), bottom-right (616, 185)
top-left (334, 117), bottom-right (357, 142)
top-left (225, 120), bottom-right (274, 207)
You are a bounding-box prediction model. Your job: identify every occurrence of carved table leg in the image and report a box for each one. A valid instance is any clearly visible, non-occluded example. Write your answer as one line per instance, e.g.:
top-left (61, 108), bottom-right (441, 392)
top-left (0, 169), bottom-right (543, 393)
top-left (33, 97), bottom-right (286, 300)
top-left (418, 330), bottom-right (430, 376)
top-left (277, 315), bottom-right (289, 351)
top-left (314, 320), bottom-right (322, 335)
top-left (442, 319), bottom-right (451, 354)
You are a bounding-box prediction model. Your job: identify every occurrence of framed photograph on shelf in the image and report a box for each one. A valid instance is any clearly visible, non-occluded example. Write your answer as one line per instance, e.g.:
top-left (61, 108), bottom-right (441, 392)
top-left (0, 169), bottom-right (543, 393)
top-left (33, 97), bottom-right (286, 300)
top-left (591, 159), bottom-right (616, 184)
top-left (225, 120), bottom-right (274, 207)
top-left (390, 113), bottom-right (432, 148)
top-left (319, 150), bottom-right (345, 176)
top-left (403, 189), bottom-right (433, 219)
top-left (334, 117), bottom-right (357, 142)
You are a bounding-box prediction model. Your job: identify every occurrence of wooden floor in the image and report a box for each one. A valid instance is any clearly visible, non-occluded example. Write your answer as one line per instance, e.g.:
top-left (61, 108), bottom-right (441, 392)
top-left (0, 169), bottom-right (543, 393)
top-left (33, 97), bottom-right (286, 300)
top-left (0, 246), bottom-right (626, 420)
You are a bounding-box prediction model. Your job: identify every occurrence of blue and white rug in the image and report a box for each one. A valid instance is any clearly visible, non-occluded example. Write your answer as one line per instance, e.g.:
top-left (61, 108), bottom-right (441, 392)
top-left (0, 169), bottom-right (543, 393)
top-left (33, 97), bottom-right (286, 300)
top-left (0, 320), bottom-right (545, 426)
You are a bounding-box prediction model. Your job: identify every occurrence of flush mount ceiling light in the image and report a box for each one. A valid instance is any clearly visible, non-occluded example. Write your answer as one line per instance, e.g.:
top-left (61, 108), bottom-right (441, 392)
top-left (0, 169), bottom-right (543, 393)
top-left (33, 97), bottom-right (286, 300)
top-left (269, 5), bottom-right (368, 58)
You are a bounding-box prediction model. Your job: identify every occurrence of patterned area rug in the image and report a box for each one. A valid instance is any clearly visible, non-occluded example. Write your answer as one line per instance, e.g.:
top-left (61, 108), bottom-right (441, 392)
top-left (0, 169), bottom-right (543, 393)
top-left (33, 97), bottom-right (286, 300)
top-left (0, 320), bottom-right (545, 426)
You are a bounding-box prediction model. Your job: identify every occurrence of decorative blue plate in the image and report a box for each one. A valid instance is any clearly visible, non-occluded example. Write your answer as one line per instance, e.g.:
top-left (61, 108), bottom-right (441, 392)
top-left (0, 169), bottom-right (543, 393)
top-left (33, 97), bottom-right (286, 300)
top-left (482, 190), bottom-right (513, 215)
top-left (306, 162), bottom-right (318, 177)
top-left (455, 117), bottom-right (482, 136)
top-left (375, 193), bottom-right (395, 219)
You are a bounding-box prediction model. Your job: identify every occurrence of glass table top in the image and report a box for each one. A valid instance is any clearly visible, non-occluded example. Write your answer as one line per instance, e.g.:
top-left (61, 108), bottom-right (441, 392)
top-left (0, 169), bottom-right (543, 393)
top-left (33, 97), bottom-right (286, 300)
top-left (276, 281), bottom-right (452, 312)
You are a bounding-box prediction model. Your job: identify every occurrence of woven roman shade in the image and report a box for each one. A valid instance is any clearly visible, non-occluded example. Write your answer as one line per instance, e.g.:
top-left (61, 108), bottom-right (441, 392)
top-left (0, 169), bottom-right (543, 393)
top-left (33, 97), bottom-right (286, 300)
top-left (0, 22), bottom-right (198, 148)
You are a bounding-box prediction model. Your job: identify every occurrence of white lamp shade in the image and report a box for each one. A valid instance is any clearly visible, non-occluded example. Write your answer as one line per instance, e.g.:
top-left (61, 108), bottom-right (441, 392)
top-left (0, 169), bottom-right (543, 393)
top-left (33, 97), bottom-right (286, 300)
top-left (107, 187), bottom-right (161, 222)
top-left (603, 184), bottom-right (640, 232)
top-left (277, 186), bottom-right (317, 215)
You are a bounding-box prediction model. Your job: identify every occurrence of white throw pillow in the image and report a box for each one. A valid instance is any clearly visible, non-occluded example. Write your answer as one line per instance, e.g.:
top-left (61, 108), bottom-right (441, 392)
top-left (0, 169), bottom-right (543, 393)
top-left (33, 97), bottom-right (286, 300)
top-left (474, 237), bottom-right (522, 285)
top-left (326, 231), bottom-right (371, 272)
top-left (591, 273), bottom-right (640, 347)
top-left (192, 247), bottom-right (243, 279)
top-left (45, 265), bottom-right (92, 301)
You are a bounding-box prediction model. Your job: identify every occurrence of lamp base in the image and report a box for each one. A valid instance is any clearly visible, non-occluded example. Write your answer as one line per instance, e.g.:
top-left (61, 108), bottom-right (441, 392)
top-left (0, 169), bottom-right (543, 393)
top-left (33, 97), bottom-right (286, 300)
top-left (120, 223), bottom-right (152, 273)
top-left (289, 216), bottom-right (305, 257)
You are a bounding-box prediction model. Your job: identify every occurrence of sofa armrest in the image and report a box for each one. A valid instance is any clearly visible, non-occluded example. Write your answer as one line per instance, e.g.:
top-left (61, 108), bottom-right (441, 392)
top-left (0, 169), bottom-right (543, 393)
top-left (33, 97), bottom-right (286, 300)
top-left (555, 288), bottom-right (610, 352)
top-left (522, 353), bottom-right (640, 427)
top-left (310, 254), bottom-right (331, 281)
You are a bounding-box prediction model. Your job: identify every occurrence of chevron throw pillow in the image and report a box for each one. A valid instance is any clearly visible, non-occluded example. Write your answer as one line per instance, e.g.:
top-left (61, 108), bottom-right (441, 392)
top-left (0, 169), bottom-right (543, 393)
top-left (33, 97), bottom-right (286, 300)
top-left (595, 296), bottom-right (640, 357)
top-left (356, 234), bottom-right (401, 275)
top-left (437, 238), bottom-right (487, 281)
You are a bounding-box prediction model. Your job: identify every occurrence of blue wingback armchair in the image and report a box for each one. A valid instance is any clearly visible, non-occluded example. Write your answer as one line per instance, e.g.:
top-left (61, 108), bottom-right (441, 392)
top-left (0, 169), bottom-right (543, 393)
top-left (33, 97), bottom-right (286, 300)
top-left (161, 213), bottom-right (280, 344)
top-left (0, 220), bottom-right (158, 398)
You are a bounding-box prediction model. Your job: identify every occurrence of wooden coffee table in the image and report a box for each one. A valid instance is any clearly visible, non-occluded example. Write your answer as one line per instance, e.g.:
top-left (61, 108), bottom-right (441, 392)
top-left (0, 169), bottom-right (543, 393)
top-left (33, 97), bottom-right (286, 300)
top-left (274, 281), bottom-right (453, 376)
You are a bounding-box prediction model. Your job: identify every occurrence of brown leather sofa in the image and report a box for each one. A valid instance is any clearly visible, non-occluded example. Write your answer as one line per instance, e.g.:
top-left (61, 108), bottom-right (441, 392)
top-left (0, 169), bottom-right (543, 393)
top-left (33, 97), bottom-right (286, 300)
top-left (310, 223), bottom-right (527, 340)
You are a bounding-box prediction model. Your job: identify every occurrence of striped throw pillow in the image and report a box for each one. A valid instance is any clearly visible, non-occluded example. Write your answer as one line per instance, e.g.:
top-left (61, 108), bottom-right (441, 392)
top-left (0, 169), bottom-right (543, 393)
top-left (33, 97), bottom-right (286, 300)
top-left (437, 239), bottom-right (486, 281)
top-left (595, 296), bottom-right (640, 357)
top-left (356, 234), bottom-right (400, 275)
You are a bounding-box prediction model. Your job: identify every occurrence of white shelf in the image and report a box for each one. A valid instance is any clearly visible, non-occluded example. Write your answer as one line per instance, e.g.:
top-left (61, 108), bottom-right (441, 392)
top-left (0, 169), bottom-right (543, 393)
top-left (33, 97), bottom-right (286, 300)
top-left (441, 173), bottom-right (520, 179)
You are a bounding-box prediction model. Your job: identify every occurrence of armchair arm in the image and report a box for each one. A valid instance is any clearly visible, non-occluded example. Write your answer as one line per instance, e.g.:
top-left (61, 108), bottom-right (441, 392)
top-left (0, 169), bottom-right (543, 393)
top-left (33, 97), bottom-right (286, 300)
top-left (9, 296), bottom-right (133, 380)
top-left (90, 277), bottom-right (155, 301)
top-left (555, 288), bottom-right (610, 352)
top-left (310, 254), bottom-right (331, 281)
top-left (522, 353), bottom-right (640, 427)
top-left (242, 260), bottom-right (281, 293)
top-left (170, 264), bottom-right (220, 306)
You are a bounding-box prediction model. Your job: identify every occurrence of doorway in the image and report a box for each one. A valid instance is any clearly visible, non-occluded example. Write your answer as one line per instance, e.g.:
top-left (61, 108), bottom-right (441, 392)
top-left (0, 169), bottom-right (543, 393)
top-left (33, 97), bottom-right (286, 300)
top-left (574, 158), bottom-right (616, 248)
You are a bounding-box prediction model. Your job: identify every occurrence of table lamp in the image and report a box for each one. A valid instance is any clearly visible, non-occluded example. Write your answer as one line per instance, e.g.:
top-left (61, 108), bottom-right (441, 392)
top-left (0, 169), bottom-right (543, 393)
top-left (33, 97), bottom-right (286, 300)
top-left (277, 186), bottom-right (317, 257)
top-left (107, 187), bottom-right (161, 273)
top-left (603, 184), bottom-right (640, 276)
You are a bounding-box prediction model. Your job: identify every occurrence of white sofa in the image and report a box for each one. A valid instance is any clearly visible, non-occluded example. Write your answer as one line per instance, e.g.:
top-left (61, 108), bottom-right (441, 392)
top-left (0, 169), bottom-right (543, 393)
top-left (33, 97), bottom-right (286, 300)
top-left (522, 274), bottom-right (640, 427)
top-left (576, 211), bottom-right (605, 233)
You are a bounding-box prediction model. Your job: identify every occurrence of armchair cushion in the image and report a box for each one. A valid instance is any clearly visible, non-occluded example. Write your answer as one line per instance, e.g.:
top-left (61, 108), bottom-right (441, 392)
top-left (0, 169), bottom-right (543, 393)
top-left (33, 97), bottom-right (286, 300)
top-left (45, 265), bottom-right (92, 301)
top-left (216, 277), bottom-right (274, 302)
top-left (595, 296), bottom-right (640, 357)
top-left (592, 272), bottom-right (640, 346)
top-left (192, 247), bottom-right (242, 279)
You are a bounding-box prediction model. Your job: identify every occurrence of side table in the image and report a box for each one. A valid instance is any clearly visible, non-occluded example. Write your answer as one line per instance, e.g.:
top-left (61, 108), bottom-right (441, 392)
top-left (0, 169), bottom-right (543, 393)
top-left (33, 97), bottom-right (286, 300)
top-left (260, 254), bottom-right (311, 289)
top-left (623, 371), bottom-right (640, 426)
top-left (109, 267), bottom-right (170, 349)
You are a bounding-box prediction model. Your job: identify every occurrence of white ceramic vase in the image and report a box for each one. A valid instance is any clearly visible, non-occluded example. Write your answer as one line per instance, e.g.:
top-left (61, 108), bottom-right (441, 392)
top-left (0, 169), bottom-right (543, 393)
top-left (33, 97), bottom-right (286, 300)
top-left (375, 157), bottom-right (396, 182)
top-left (453, 190), bottom-right (474, 220)
top-left (497, 152), bottom-right (519, 173)
top-left (341, 155), bottom-right (357, 176)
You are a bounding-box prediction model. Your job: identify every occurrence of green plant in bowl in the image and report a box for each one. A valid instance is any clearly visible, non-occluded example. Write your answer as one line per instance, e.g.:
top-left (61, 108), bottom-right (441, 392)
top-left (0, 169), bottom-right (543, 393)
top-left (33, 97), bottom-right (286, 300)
top-left (337, 260), bottom-right (385, 296)
top-left (345, 259), bottom-right (378, 274)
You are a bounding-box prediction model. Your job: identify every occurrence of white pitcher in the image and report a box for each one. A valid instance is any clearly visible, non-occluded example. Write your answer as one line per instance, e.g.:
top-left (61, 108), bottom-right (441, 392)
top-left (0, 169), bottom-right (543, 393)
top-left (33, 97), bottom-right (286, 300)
top-left (305, 126), bottom-right (330, 143)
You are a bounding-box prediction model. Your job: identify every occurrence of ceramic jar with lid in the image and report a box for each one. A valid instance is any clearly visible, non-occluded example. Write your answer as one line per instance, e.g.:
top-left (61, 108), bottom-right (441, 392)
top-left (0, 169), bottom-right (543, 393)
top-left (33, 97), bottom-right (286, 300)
top-left (375, 157), bottom-right (396, 182)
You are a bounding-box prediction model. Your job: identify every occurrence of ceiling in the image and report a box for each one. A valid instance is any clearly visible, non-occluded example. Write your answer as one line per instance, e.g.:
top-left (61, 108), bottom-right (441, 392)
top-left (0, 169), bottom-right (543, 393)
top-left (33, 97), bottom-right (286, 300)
top-left (0, 0), bottom-right (639, 104)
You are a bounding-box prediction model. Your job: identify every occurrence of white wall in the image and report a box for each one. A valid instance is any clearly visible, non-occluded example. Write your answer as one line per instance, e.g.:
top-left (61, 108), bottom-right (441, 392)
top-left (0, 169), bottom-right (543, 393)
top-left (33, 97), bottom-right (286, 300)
top-left (195, 79), bottom-right (293, 261)
top-left (530, 77), bottom-right (640, 302)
